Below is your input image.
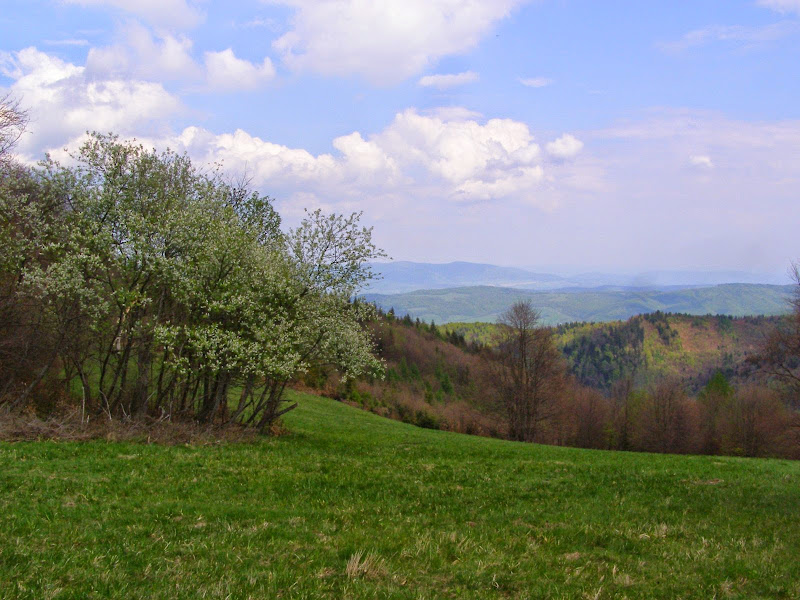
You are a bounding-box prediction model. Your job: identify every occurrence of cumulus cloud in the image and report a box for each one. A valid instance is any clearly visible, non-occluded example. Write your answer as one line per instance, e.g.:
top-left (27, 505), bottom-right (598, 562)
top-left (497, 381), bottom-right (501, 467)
top-left (758, 0), bottom-right (800, 14)
top-left (271, 0), bottom-right (526, 84)
top-left (204, 49), bottom-right (276, 91)
top-left (61, 0), bottom-right (204, 29)
top-left (152, 108), bottom-right (580, 207)
top-left (518, 76), bottom-right (552, 88)
top-left (85, 22), bottom-right (275, 91)
top-left (2, 46), bottom-right (583, 216)
top-left (0, 47), bottom-right (182, 159)
top-left (546, 134), bottom-right (584, 159)
top-left (86, 22), bottom-right (200, 82)
top-left (418, 71), bottom-right (479, 89)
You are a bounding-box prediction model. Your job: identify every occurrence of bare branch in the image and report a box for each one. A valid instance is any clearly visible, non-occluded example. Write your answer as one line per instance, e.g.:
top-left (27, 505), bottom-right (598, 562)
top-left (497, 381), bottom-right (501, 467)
top-left (0, 94), bottom-right (28, 165)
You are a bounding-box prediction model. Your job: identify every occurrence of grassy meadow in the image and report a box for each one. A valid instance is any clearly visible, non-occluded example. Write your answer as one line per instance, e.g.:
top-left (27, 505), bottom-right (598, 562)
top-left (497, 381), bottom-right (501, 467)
top-left (1, 391), bottom-right (799, 599)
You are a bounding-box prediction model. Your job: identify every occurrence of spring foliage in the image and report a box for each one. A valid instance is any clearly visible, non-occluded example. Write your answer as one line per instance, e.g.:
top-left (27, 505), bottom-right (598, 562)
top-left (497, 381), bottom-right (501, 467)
top-left (0, 132), bottom-right (384, 429)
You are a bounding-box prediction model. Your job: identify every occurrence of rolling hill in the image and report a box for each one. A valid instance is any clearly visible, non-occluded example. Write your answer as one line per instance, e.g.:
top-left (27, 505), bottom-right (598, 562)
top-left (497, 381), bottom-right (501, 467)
top-left (445, 313), bottom-right (783, 393)
top-left (365, 261), bottom-right (787, 295)
top-left (363, 283), bottom-right (794, 325)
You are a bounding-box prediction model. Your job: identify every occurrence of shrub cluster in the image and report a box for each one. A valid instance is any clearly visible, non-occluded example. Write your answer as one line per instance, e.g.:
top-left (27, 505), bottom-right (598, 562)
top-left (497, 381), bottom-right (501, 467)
top-left (0, 133), bottom-right (384, 430)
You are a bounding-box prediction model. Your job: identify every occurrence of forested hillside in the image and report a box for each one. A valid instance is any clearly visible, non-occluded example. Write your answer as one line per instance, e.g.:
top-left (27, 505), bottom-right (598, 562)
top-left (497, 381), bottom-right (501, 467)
top-left (445, 313), bottom-right (783, 393)
top-left (363, 284), bottom-right (794, 325)
top-left (304, 311), bottom-right (799, 458)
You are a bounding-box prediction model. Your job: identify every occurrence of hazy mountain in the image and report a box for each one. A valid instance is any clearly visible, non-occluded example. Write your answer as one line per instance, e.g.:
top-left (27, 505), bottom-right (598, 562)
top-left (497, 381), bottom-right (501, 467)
top-left (366, 261), bottom-right (565, 294)
top-left (559, 270), bottom-right (789, 289)
top-left (361, 283), bottom-right (795, 325)
top-left (366, 261), bottom-right (787, 295)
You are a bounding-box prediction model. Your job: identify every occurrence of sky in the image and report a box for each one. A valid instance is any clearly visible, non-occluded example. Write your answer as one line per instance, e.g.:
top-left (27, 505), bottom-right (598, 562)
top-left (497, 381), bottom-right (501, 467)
top-left (1, 0), bottom-right (799, 279)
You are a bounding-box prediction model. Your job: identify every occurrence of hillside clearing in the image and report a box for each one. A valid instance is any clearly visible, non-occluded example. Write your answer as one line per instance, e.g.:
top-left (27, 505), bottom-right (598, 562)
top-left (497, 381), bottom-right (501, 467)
top-left (1, 391), bottom-right (799, 599)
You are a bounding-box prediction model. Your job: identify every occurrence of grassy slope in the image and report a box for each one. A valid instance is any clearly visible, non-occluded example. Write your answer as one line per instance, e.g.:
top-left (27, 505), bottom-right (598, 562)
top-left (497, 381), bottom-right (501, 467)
top-left (1, 392), bottom-right (799, 599)
top-left (363, 284), bottom-right (794, 325)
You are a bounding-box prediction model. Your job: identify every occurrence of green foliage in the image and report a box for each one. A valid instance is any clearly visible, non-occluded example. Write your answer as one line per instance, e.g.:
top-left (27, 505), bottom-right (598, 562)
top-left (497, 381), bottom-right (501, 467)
top-left (0, 133), bottom-right (385, 428)
top-left (435, 365), bottom-right (454, 395)
top-left (560, 318), bottom-right (645, 392)
top-left (449, 313), bottom-right (786, 396)
top-left (644, 311), bottom-right (680, 346)
top-left (700, 371), bottom-right (734, 401)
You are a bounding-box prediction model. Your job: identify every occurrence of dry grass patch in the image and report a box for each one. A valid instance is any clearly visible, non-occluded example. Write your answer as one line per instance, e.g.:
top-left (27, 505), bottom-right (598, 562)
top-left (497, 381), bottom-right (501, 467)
top-left (345, 550), bottom-right (387, 580)
top-left (0, 411), bottom-right (269, 444)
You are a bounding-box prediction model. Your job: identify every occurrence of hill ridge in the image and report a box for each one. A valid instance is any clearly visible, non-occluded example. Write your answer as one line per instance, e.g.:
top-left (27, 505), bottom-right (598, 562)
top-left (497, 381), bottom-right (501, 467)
top-left (362, 283), bottom-right (794, 325)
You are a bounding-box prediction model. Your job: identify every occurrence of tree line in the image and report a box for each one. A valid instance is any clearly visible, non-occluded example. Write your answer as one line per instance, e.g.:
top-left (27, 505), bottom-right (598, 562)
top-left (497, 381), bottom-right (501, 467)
top-left (339, 299), bottom-right (800, 458)
top-left (482, 298), bottom-right (800, 457)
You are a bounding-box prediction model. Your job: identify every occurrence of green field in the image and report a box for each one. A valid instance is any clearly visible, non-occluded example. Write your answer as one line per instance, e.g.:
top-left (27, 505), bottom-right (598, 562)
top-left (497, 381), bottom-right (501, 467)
top-left (2, 391), bottom-right (799, 599)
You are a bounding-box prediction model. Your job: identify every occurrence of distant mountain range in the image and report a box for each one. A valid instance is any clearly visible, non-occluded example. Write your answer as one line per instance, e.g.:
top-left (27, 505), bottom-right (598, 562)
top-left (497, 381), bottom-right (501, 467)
top-left (365, 261), bottom-right (562, 294)
top-left (365, 261), bottom-right (787, 295)
top-left (361, 283), bottom-right (795, 325)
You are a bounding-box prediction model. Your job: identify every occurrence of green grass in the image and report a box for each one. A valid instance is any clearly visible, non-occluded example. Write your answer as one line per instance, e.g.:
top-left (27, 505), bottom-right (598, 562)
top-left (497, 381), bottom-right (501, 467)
top-left (1, 391), bottom-right (799, 599)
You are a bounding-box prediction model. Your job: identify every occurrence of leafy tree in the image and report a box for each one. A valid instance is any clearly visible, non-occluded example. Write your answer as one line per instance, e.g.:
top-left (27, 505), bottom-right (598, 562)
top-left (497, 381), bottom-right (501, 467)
top-left (0, 133), bottom-right (385, 430)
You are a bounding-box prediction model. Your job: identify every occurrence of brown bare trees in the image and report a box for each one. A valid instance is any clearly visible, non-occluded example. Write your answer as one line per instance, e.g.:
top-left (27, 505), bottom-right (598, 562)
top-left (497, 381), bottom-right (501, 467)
top-left (636, 379), bottom-right (697, 454)
top-left (489, 300), bottom-right (566, 442)
top-left (751, 264), bottom-right (800, 406)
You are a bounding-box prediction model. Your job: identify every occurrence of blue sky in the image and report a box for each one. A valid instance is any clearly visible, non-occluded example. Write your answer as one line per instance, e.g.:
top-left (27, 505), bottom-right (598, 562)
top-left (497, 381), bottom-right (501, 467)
top-left (2, 0), bottom-right (799, 278)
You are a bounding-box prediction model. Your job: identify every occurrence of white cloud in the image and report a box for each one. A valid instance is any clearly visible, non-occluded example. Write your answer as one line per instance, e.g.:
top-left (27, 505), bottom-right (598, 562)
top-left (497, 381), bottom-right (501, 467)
top-left (418, 71), bottom-right (479, 89)
top-left (154, 108), bottom-right (580, 208)
top-left (758, 0), bottom-right (800, 14)
top-left (143, 114), bottom-right (800, 273)
top-left (659, 21), bottom-right (800, 53)
top-left (546, 134), bottom-right (584, 159)
top-left (204, 49), bottom-right (276, 91)
top-left (85, 22), bottom-right (275, 91)
top-left (518, 76), bottom-right (552, 88)
top-left (86, 22), bottom-right (200, 82)
top-left (61, 0), bottom-right (204, 29)
top-left (690, 155), bottom-right (714, 168)
top-left (271, 0), bottom-right (527, 84)
top-left (1, 47), bottom-right (182, 160)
